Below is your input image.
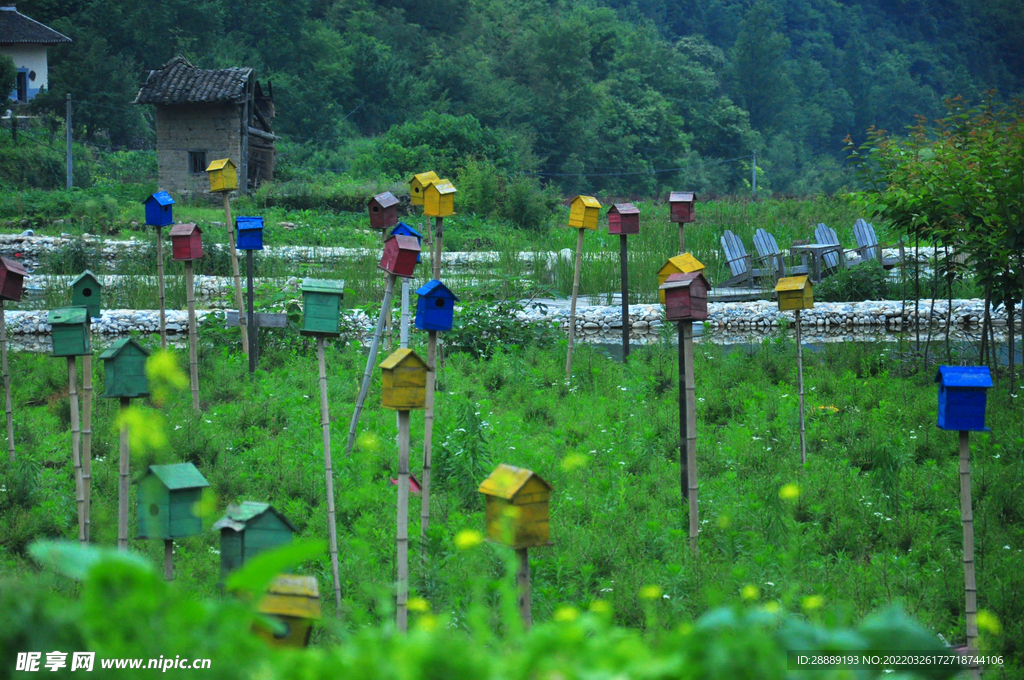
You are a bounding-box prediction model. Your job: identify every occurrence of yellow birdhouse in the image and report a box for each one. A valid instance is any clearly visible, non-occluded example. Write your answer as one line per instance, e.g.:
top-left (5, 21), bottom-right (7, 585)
top-left (253, 575), bottom-right (321, 649)
top-left (205, 158), bottom-right (238, 193)
top-left (568, 195), bottom-right (601, 230)
top-left (379, 348), bottom-right (428, 410)
top-left (775, 275), bottom-right (814, 311)
top-left (657, 253), bottom-right (705, 304)
top-left (424, 180), bottom-right (456, 217)
top-left (409, 171), bottom-right (439, 206)
top-left (478, 464), bottom-right (552, 549)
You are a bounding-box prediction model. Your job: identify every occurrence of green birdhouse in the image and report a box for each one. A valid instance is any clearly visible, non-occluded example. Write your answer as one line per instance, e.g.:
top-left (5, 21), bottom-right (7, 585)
top-left (212, 502), bottom-right (297, 581)
top-left (299, 278), bottom-right (345, 336)
top-left (100, 337), bottom-right (150, 399)
top-left (70, 270), bottom-right (103, 319)
top-left (136, 463), bottom-right (210, 540)
top-left (48, 307), bottom-right (91, 357)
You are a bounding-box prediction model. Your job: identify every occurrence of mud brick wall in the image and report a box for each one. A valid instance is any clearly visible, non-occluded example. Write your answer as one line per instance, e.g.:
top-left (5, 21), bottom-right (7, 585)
top-left (155, 103), bottom-right (241, 195)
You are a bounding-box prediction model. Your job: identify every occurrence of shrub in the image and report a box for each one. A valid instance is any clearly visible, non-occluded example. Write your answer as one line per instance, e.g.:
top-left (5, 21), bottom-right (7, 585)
top-left (815, 261), bottom-right (893, 302)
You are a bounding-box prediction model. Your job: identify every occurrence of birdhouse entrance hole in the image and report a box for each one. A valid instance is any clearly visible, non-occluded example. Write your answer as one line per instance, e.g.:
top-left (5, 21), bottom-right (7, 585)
top-left (82, 288), bottom-right (92, 297)
top-left (435, 299), bottom-right (445, 308)
top-left (149, 503), bottom-right (159, 516)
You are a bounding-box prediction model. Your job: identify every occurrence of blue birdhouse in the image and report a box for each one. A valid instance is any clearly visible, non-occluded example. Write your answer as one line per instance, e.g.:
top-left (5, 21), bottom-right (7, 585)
top-left (236, 216), bottom-right (265, 251)
top-left (390, 222), bottom-right (423, 263)
top-left (935, 366), bottom-right (992, 432)
top-left (415, 280), bottom-right (458, 332)
top-left (143, 192), bottom-right (175, 227)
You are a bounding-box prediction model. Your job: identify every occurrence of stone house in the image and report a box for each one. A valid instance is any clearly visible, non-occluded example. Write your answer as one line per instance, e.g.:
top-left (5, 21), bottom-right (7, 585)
top-left (0, 5), bottom-right (71, 103)
top-left (133, 55), bottom-right (275, 195)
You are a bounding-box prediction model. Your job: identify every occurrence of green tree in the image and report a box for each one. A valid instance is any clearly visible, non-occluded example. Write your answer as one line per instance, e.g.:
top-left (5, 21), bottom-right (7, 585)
top-left (0, 54), bottom-right (15, 115)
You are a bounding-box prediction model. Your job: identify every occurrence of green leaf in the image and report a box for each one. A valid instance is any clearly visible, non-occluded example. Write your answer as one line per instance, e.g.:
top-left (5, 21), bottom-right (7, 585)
top-left (224, 539), bottom-right (327, 597)
top-left (29, 540), bottom-right (153, 581)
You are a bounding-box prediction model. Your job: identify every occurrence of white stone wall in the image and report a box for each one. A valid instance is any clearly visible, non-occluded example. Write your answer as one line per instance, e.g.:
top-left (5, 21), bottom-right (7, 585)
top-left (0, 44), bottom-right (49, 100)
top-left (155, 103), bottom-right (241, 195)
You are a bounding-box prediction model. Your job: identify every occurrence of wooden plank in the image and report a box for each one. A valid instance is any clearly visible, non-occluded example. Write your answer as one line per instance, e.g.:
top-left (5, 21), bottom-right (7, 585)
top-left (225, 310), bottom-right (288, 328)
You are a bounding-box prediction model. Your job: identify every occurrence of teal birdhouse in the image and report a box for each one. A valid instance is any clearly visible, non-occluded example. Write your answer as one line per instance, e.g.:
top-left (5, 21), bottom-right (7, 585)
top-left (100, 337), bottom-right (150, 399)
top-left (48, 307), bottom-right (91, 357)
top-left (70, 270), bottom-right (102, 319)
top-left (136, 463), bottom-right (210, 540)
top-left (300, 278), bottom-right (345, 336)
top-left (212, 502), bottom-right (297, 581)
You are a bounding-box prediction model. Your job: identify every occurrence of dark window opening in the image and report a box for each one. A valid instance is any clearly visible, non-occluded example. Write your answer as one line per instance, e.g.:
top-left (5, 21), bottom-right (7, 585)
top-left (188, 151), bottom-right (207, 175)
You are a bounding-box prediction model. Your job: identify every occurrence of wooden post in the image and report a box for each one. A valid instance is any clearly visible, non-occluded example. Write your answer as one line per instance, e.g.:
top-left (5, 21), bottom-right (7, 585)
top-left (400, 280), bottom-right (410, 347)
top-left (681, 321), bottom-right (698, 556)
top-left (247, 250), bottom-right (257, 373)
top-left (433, 217), bottom-right (444, 279)
top-left (164, 539), bottom-right (173, 581)
top-left (796, 309), bottom-right (806, 466)
top-left (678, 224), bottom-right (685, 254)
top-left (383, 231), bottom-right (392, 352)
top-left (81, 349), bottom-right (93, 542)
top-left (118, 397), bottom-right (130, 551)
top-left (185, 261), bottom-right (200, 412)
top-left (421, 331), bottom-right (436, 548)
top-left (67, 357), bottom-right (86, 544)
top-left (223, 192), bottom-right (249, 356)
top-left (959, 430), bottom-right (980, 680)
top-left (1, 300), bottom-right (13, 463)
top-left (345, 275), bottom-right (397, 457)
top-left (620, 234), bottom-right (630, 362)
top-left (155, 226), bottom-right (167, 350)
top-left (396, 409), bottom-right (411, 632)
top-left (565, 228), bottom-right (585, 380)
top-left (516, 547), bottom-right (532, 629)
top-left (317, 337), bottom-right (344, 615)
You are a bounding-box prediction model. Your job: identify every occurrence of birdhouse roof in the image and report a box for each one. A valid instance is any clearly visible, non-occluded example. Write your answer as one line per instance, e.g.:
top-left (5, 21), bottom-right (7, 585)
top-left (774, 276), bottom-right (811, 292)
top-left (259, 575), bottom-right (322, 619)
top-left (379, 348), bottom-right (428, 371)
top-left (571, 195), bottom-right (601, 209)
top-left (935, 366), bottom-right (992, 389)
top-left (415, 279), bottom-right (459, 301)
top-left (659, 271), bottom-right (711, 291)
top-left (669, 191), bottom-right (696, 203)
top-left (390, 222), bottom-right (423, 239)
top-left (409, 170), bottom-right (439, 186)
top-left (427, 180), bottom-right (457, 196)
top-left (99, 337), bottom-right (150, 360)
top-left (0, 256), bottom-right (27, 277)
top-left (48, 307), bottom-right (87, 326)
top-left (206, 158), bottom-right (236, 172)
top-left (144, 191), bottom-right (175, 207)
top-left (371, 192), bottom-right (400, 209)
top-left (658, 253), bottom-right (704, 276)
top-left (609, 202), bottom-right (639, 215)
top-left (144, 463), bottom-right (210, 490)
top-left (0, 6), bottom-right (72, 45)
top-left (134, 56), bottom-right (252, 105)
top-left (301, 278), bottom-right (345, 295)
top-left (236, 216), bottom-right (264, 230)
top-left (169, 223), bottom-right (200, 237)
top-left (211, 501), bottom-right (298, 533)
top-left (478, 464), bottom-right (551, 499)
top-left (70, 270), bottom-right (100, 288)
top-left (389, 235), bottom-right (422, 252)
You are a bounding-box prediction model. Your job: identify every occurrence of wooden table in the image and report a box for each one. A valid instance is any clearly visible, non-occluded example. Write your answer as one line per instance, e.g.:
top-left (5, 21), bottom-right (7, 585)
top-left (790, 244), bottom-right (846, 282)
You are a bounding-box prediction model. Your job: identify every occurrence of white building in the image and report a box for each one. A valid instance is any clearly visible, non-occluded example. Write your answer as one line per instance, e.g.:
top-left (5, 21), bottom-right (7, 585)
top-left (0, 5), bottom-right (71, 103)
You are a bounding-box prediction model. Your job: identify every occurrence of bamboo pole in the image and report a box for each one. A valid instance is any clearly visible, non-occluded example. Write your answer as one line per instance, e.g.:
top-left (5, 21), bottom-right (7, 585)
top-left (2, 300), bottom-right (13, 463)
top-left (67, 357), bottom-right (85, 544)
top-left (959, 430), bottom-right (980, 680)
top-left (383, 231), bottom-right (392, 352)
top-left (344, 275), bottom-right (397, 456)
top-left (678, 321), bottom-right (687, 511)
top-left (223, 192), bottom-right (249, 355)
top-left (396, 409), bottom-right (410, 633)
top-left (620, 234), bottom-right (630, 362)
top-left (247, 250), bottom-right (256, 374)
top-left (164, 539), bottom-right (173, 581)
top-left (565, 228), bottom-right (585, 380)
top-left (679, 223), bottom-right (686, 253)
top-left (185, 261), bottom-right (200, 412)
top-left (433, 216), bottom-right (443, 279)
top-left (118, 397), bottom-right (130, 551)
top-left (81, 351), bottom-right (92, 541)
top-left (397, 280), bottom-right (409, 431)
top-left (317, 337), bottom-right (343, 615)
top-left (682, 321), bottom-right (698, 557)
top-left (421, 215), bottom-right (445, 548)
top-left (155, 226), bottom-right (167, 350)
top-left (516, 547), bottom-right (532, 629)
top-left (796, 309), bottom-right (806, 466)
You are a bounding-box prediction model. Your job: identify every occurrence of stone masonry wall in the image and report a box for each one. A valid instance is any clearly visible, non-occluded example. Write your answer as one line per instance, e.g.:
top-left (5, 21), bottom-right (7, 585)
top-left (156, 104), bottom-right (241, 194)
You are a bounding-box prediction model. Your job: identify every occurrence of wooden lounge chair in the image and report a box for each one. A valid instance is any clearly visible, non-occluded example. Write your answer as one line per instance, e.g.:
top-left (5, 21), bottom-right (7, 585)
top-left (814, 223), bottom-right (864, 271)
top-left (853, 219), bottom-right (905, 269)
top-left (752, 228), bottom-right (808, 282)
top-left (719, 230), bottom-right (768, 287)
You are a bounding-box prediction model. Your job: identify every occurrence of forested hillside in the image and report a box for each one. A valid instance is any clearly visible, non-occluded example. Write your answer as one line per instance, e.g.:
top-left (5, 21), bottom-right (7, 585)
top-left (22, 0), bottom-right (1024, 195)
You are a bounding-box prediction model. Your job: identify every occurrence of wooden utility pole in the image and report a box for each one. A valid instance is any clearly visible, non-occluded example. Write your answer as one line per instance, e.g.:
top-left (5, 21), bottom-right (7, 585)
top-left (317, 337), bottom-right (343, 614)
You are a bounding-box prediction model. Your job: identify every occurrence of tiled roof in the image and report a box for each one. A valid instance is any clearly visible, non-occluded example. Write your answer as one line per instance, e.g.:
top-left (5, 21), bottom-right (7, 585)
top-left (0, 7), bottom-right (72, 44)
top-left (134, 55), bottom-right (252, 105)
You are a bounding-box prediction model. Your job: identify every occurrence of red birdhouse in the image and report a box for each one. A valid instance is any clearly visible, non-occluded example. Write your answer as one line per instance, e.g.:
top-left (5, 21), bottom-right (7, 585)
top-left (607, 203), bottom-right (640, 235)
top-left (0, 256), bottom-right (27, 302)
top-left (669, 192), bottom-right (696, 224)
top-left (368, 192), bottom-right (400, 230)
top-left (660, 272), bottom-right (711, 322)
top-left (378, 235), bottom-right (421, 278)
top-left (169, 223), bottom-right (203, 261)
